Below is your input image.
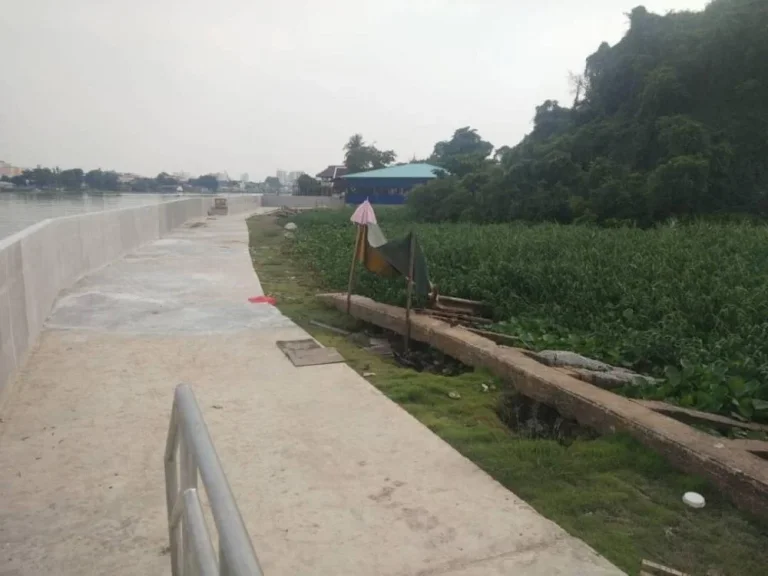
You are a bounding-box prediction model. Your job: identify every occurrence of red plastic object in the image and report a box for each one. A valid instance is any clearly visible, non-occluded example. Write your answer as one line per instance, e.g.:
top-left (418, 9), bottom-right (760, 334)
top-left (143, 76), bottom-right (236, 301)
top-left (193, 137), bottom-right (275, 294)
top-left (248, 295), bottom-right (276, 305)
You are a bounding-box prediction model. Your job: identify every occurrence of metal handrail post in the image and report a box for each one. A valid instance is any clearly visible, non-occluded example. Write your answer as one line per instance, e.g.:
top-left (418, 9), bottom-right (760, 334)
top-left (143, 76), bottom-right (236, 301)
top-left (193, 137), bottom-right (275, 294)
top-left (164, 384), bottom-right (264, 576)
top-left (165, 403), bottom-right (181, 576)
top-left (182, 489), bottom-right (219, 576)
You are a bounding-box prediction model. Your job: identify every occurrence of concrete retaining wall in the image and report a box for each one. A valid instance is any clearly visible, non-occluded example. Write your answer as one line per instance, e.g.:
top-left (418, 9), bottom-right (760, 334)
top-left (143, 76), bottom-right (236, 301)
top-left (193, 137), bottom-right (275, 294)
top-left (219, 194), bottom-right (263, 213)
top-left (260, 195), bottom-right (342, 209)
top-left (0, 195), bottom-right (260, 403)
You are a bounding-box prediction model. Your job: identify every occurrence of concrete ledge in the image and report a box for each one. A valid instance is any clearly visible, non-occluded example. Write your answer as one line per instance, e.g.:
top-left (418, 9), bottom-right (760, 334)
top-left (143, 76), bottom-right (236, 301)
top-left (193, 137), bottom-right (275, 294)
top-left (260, 194), bottom-right (342, 209)
top-left (318, 292), bottom-right (768, 519)
top-left (0, 195), bottom-right (262, 405)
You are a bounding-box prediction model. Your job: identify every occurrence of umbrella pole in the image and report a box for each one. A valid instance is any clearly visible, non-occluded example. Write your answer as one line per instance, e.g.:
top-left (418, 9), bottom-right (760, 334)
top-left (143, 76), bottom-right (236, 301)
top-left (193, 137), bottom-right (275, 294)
top-left (347, 224), bottom-right (363, 314)
top-left (404, 232), bottom-right (416, 352)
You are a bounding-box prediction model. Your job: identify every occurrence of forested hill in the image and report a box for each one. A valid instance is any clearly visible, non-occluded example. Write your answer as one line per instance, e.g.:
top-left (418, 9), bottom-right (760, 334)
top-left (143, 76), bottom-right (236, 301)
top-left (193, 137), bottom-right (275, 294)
top-left (410, 0), bottom-right (768, 225)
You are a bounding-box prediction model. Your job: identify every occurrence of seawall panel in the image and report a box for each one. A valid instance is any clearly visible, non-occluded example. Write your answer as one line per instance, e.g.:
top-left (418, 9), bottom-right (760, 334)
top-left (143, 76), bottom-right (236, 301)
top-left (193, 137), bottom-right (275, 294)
top-left (260, 195), bottom-right (342, 209)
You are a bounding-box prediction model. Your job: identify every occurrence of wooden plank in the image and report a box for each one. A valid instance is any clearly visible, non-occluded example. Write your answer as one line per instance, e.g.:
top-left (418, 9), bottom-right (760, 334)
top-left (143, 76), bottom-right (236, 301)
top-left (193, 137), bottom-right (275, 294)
top-left (464, 327), bottom-right (525, 347)
top-left (308, 320), bottom-right (352, 336)
top-left (433, 295), bottom-right (491, 317)
top-left (637, 399), bottom-right (768, 434)
top-left (641, 559), bottom-right (689, 576)
top-left (317, 293), bottom-right (768, 519)
top-left (417, 309), bottom-right (493, 325)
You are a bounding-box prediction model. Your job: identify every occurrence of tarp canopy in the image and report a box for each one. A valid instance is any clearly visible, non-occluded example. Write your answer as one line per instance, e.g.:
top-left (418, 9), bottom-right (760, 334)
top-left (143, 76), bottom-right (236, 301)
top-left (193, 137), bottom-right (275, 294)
top-left (354, 223), bottom-right (431, 298)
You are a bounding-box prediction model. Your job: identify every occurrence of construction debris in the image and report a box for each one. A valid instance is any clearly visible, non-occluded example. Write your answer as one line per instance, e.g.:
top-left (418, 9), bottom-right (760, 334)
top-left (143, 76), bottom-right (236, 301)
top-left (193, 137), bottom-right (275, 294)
top-left (417, 308), bottom-right (492, 325)
top-left (637, 400), bottom-right (768, 435)
top-left (640, 559), bottom-right (690, 576)
top-left (308, 320), bottom-right (352, 336)
top-left (276, 339), bottom-right (345, 367)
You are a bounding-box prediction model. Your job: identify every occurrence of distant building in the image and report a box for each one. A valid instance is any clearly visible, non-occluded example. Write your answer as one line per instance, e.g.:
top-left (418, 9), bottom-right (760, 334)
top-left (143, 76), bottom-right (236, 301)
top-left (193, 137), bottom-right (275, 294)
top-left (240, 173), bottom-right (249, 183)
top-left (276, 170), bottom-right (303, 186)
top-left (118, 173), bottom-right (141, 184)
top-left (0, 160), bottom-right (24, 178)
top-left (342, 163), bottom-right (442, 205)
top-left (316, 165), bottom-right (348, 195)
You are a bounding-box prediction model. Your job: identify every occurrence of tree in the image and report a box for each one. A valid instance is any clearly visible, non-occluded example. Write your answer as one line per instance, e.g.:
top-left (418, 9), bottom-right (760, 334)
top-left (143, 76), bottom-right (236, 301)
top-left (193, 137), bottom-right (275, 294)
top-left (408, 0), bottom-right (768, 225)
top-left (156, 172), bottom-right (178, 186)
top-left (296, 174), bottom-right (321, 196)
top-left (343, 134), bottom-right (397, 173)
top-left (59, 168), bottom-right (84, 190)
top-left (130, 178), bottom-right (157, 192)
top-left (25, 166), bottom-right (55, 188)
top-left (192, 174), bottom-right (219, 191)
top-left (264, 176), bottom-right (281, 192)
top-left (84, 169), bottom-right (119, 191)
top-left (429, 127), bottom-right (494, 177)
top-left (10, 172), bottom-right (29, 187)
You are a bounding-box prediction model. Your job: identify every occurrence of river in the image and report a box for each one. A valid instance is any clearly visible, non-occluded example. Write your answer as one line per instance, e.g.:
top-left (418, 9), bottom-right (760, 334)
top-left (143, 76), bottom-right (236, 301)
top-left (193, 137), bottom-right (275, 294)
top-left (0, 192), bottom-right (177, 240)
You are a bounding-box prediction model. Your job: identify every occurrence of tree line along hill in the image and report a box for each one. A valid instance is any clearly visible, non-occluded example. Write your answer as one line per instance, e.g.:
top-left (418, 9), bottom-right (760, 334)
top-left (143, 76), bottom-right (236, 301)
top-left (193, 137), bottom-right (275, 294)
top-left (408, 0), bottom-right (768, 226)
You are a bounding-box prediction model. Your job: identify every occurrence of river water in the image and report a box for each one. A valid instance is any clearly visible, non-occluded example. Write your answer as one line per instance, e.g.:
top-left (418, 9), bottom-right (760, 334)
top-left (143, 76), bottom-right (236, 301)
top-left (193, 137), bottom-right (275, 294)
top-left (0, 192), bottom-right (176, 240)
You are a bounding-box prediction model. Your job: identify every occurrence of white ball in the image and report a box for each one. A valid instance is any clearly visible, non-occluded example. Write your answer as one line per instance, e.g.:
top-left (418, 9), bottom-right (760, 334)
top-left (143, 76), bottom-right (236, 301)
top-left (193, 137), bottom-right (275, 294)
top-left (682, 492), bottom-right (706, 509)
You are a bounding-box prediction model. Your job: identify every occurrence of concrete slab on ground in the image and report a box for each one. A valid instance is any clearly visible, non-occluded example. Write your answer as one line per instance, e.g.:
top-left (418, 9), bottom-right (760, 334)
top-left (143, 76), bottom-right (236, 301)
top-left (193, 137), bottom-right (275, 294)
top-left (0, 212), bottom-right (624, 576)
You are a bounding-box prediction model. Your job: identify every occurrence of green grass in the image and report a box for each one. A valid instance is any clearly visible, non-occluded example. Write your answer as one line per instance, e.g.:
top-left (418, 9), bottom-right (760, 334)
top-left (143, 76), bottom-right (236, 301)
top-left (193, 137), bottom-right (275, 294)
top-left (248, 213), bottom-right (768, 576)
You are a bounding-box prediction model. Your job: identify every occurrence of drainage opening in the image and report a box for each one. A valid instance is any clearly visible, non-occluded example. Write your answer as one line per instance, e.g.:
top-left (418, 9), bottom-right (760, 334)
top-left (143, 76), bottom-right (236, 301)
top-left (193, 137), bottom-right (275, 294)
top-left (496, 390), bottom-right (599, 444)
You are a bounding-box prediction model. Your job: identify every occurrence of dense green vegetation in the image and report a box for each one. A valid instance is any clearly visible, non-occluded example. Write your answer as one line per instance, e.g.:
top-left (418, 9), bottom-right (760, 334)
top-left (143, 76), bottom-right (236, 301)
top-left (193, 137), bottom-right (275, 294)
top-left (409, 0), bottom-right (768, 225)
top-left (288, 208), bottom-right (768, 423)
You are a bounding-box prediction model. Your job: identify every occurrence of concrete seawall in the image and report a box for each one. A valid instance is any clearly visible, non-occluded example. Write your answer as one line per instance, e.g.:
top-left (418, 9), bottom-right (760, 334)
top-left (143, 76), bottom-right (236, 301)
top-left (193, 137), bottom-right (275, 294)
top-left (0, 195), bottom-right (263, 403)
top-left (260, 194), bottom-right (343, 208)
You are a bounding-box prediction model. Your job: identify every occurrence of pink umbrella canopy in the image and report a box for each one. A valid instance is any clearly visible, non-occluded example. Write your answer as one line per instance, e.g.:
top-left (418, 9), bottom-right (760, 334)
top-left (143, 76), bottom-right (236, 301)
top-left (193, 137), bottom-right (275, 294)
top-left (350, 199), bottom-right (377, 226)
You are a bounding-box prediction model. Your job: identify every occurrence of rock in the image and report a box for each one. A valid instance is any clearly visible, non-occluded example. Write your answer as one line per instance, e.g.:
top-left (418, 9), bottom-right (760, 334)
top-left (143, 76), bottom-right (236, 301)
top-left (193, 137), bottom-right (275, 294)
top-left (534, 350), bottom-right (612, 372)
top-left (570, 368), bottom-right (658, 389)
top-left (283, 231), bottom-right (295, 239)
top-left (448, 391), bottom-right (461, 400)
top-left (284, 222), bottom-right (297, 231)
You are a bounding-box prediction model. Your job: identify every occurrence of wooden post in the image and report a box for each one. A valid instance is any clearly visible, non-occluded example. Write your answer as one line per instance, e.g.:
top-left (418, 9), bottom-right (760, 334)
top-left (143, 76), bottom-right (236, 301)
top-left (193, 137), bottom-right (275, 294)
top-left (404, 232), bottom-right (416, 352)
top-left (346, 224), bottom-right (363, 314)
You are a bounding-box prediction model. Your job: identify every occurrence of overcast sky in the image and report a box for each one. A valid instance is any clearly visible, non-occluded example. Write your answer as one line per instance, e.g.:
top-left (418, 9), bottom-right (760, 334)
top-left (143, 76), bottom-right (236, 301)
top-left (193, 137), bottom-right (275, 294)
top-left (0, 0), bottom-right (711, 180)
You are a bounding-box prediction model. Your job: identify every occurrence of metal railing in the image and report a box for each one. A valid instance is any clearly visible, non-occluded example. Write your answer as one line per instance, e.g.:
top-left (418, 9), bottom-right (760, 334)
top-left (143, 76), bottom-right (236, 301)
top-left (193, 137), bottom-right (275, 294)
top-left (165, 384), bottom-right (264, 576)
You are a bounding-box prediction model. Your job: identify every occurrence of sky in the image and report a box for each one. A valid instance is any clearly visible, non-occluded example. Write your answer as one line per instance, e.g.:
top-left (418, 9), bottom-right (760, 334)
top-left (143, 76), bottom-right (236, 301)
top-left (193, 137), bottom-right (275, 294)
top-left (0, 0), bottom-right (712, 181)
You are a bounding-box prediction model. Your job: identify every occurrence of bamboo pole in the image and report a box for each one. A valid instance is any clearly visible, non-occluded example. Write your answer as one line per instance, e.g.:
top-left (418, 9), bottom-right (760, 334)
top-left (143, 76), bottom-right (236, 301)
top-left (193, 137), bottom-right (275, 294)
top-left (346, 224), bottom-right (363, 314)
top-left (404, 232), bottom-right (416, 352)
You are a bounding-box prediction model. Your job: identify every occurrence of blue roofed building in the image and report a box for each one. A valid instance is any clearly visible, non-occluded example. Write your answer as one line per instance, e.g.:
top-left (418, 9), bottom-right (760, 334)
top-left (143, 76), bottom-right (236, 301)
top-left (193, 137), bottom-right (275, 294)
top-left (342, 163), bottom-right (443, 205)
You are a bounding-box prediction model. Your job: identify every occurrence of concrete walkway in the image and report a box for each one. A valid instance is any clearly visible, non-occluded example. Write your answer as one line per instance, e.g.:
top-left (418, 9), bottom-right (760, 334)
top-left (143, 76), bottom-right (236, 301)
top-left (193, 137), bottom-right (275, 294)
top-left (0, 211), bottom-right (624, 576)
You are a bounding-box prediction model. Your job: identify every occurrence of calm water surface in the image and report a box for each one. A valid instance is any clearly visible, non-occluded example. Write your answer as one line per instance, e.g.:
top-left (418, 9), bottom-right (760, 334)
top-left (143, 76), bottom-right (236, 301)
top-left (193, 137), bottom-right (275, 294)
top-left (0, 192), bottom-right (175, 240)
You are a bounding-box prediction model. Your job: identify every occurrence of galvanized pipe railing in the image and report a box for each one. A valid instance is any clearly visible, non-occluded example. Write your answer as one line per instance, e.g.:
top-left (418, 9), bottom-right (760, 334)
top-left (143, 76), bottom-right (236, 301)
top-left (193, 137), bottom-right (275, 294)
top-left (165, 384), bottom-right (264, 576)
